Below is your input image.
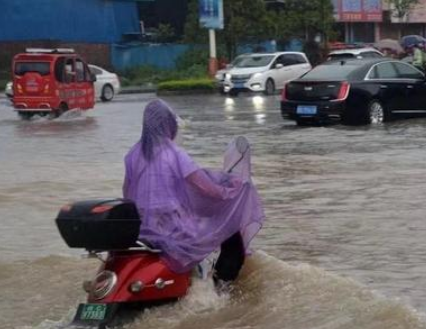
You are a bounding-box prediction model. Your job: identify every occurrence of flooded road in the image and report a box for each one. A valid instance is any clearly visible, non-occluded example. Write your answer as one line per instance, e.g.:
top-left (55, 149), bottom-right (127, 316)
top-left (1, 93), bottom-right (426, 328)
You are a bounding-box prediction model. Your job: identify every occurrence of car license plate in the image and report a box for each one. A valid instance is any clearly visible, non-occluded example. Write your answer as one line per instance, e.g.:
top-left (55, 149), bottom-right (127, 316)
top-left (233, 83), bottom-right (244, 88)
top-left (79, 303), bottom-right (107, 321)
top-left (297, 105), bottom-right (317, 115)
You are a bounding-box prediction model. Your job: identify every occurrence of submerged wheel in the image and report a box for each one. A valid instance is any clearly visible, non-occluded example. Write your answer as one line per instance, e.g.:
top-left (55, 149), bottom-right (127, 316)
top-left (101, 84), bottom-right (114, 102)
top-left (367, 100), bottom-right (385, 124)
top-left (50, 103), bottom-right (68, 119)
top-left (264, 79), bottom-right (275, 95)
top-left (18, 112), bottom-right (34, 120)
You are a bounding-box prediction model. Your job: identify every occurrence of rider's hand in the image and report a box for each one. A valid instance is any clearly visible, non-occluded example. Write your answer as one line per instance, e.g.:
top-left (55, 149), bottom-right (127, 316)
top-left (229, 176), bottom-right (243, 189)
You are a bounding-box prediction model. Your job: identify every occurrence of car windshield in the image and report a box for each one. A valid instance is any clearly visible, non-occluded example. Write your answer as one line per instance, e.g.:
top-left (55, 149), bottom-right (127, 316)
top-left (300, 63), bottom-right (359, 80)
top-left (234, 55), bottom-right (274, 68)
top-left (231, 56), bottom-right (245, 67)
top-left (15, 62), bottom-right (50, 76)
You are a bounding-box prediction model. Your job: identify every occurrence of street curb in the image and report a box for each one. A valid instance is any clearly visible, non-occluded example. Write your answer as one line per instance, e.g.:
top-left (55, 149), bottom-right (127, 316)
top-left (157, 89), bottom-right (218, 96)
top-left (119, 87), bottom-right (157, 94)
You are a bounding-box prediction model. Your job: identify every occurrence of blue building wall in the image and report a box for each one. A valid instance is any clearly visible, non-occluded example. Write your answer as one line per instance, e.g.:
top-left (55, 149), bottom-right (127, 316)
top-left (111, 41), bottom-right (304, 70)
top-left (0, 0), bottom-right (140, 43)
top-left (112, 43), bottom-right (191, 70)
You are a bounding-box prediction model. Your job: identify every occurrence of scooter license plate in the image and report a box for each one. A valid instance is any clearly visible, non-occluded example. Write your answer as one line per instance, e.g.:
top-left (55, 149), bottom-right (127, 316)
top-left (71, 303), bottom-right (119, 327)
top-left (297, 105), bottom-right (317, 116)
top-left (79, 303), bottom-right (107, 321)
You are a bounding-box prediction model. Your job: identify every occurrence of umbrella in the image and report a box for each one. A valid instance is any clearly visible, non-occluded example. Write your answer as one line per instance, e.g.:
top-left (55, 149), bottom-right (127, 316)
top-left (374, 39), bottom-right (404, 54)
top-left (400, 35), bottom-right (426, 49)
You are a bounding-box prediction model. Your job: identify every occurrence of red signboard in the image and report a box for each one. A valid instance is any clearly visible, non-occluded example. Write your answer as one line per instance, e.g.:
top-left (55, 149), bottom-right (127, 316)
top-left (334, 0), bottom-right (382, 22)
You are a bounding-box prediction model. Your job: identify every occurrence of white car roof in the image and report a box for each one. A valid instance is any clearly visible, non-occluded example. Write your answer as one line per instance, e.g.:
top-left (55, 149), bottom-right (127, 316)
top-left (329, 48), bottom-right (383, 55)
top-left (244, 51), bottom-right (305, 57)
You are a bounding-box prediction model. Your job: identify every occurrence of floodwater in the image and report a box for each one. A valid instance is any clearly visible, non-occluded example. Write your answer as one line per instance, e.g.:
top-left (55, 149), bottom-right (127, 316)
top-left (1, 93), bottom-right (426, 329)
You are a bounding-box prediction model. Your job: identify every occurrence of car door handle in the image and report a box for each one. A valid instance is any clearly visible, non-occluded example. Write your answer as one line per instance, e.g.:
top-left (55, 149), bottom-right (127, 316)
top-left (406, 85), bottom-right (414, 89)
top-left (380, 85), bottom-right (388, 89)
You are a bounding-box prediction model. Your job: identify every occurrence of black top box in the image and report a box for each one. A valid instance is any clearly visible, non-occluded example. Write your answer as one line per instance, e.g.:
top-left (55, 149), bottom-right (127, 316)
top-left (56, 199), bottom-right (141, 250)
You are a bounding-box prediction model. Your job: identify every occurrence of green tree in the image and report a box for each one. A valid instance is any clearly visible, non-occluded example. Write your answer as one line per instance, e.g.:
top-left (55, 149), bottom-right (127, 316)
top-left (183, 0), bottom-right (334, 60)
top-left (182, 0), bottom-right (208, 44)
top-left (385, 0), bottom-right (419, 19)
top-left (274, 0), bottom-right (335, 44)
top-left (157, 23), bottom-right (176, 43)
top-left (183, 0), bottom-right (274, 59)
top-left (219, 0), bottom-right (275, 58)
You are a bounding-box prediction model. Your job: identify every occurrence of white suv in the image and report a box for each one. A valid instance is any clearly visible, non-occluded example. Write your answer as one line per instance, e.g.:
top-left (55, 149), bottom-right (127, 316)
top-left (223, 52), bottom-right (311, 96)
top-left (327, 47), bottom-right (384, 61)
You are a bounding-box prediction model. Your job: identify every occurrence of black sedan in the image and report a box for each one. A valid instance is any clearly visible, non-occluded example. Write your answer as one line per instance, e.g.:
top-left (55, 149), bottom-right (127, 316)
top-left (281, 58), bottom-right (426, 125)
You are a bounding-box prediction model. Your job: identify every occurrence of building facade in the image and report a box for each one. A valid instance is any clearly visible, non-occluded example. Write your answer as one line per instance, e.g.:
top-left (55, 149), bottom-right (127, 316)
top-left (333, 0), bottom-right (426, 43)
top-left (0, 0), bottom-right (144, 68)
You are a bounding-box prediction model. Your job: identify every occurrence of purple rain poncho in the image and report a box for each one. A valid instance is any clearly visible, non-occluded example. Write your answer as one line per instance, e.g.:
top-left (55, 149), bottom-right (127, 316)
top-left (123, 99), bottom-right (264, 273)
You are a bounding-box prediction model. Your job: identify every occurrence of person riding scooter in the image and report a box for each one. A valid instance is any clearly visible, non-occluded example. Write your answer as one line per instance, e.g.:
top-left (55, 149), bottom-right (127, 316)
top-left (122, 99), bottom-right (264, 285)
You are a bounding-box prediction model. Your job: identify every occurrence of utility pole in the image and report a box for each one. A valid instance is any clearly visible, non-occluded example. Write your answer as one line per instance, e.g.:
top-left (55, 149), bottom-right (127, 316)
top-left (199, 0), bottom-right (223, 77)
top-left (208, 29), bottom-right (218, 76)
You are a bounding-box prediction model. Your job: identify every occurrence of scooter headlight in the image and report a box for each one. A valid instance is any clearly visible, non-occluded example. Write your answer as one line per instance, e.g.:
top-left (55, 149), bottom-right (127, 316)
top-left (90, 271), bottom-right (117, 300)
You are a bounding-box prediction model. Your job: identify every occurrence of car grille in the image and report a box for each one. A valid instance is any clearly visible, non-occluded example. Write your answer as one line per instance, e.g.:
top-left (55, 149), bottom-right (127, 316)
top-left (231, 74), bottom-right (251, 83)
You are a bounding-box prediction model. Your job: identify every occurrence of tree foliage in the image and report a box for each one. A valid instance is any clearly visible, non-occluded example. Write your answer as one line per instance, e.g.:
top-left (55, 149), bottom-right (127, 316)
top-left (157, 24), bottom-right (176, 43)
top-left (385, 0), bottom-right (419, 19)
top-left (183, 0), bottom-right (335, 60)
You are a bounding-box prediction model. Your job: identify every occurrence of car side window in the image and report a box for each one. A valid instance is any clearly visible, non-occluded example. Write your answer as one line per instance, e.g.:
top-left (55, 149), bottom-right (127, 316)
top-left (85, 64), bottom-right (93, 82)
top-left (281, 55), bottom-right (298, 66)
top-left (90, 66), bottom-right (103, 75)
top-left (362, 52), bottom-right (380, 58)
top-left (370, 62), bottom-right (399, 79)
top-left (54, 57), bottom-right (66, 83)
top-left (286, 54), bottom-right (307, 64)
top-left (64, 58), bottom-right (75, 83)
top-left (393, 62), bottom-right (425, 79)
top-left (75, 59), bottom-right (85, 82)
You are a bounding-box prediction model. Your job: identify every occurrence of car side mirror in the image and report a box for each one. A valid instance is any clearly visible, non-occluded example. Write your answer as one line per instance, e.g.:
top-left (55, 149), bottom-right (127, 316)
top-left (275, 63), bottom-right (284, 69)
top-left (90, 73), bottom-right (97, 82)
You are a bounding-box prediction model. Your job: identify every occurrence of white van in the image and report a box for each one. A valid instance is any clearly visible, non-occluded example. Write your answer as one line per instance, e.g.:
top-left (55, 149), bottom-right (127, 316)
top-left (223, 52), bottom-right (311, 96)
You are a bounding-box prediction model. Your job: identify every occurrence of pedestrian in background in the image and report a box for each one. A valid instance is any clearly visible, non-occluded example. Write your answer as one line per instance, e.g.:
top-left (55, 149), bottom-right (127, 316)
top-left (412, 43), bottom-right (426, 71)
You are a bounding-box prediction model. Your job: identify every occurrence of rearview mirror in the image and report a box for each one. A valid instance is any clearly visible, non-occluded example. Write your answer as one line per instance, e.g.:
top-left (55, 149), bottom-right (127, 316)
top-left (90, 73), bottom-right (97, 82)
top-left (275, 63), bottom-right (284, 69)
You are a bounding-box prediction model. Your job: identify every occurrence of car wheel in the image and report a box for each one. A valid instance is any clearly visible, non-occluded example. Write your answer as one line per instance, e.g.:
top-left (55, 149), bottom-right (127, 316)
top-left (367, 100), bottom-right (385, 124)
top-left (101, 84), bottom-right (114, 102)
top-left (49, 103), bottom-right (68, 119)
top-left (264, 79), bottom-right (275, 96)
top-left (18, 112), bottom-right (34, 120)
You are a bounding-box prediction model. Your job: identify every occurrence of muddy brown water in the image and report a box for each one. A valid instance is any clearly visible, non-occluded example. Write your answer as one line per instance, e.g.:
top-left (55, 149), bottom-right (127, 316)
top-left (1, 94), bottom-right (426, 328)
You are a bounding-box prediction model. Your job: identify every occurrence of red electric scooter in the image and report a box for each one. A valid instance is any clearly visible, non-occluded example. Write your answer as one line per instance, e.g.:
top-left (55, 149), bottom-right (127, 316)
top-left (56, 199), bottom-right (192, 328)
top-left (55, 137), bottom-right (250, 328)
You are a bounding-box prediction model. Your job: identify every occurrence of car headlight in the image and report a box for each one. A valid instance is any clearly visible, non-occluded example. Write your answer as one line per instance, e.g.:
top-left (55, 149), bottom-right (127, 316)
top-left (252, 72), bottom-right (263, 79)
top-left (225, 73), bottom-right (231, 80)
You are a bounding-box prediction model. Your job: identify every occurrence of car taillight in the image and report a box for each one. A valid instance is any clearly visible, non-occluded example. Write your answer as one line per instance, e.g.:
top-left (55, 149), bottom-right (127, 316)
top-left (335, 81), bottom-right (350, 101)
top-left (281, 84), bottom-right (288, 101)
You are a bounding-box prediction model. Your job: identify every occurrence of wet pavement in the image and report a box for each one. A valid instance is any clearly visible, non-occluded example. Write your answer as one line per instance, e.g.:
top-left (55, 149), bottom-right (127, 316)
top-left (1, 93), bottom-right (426, 328)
